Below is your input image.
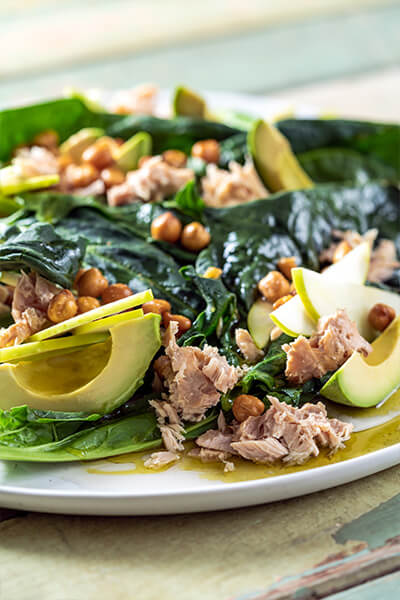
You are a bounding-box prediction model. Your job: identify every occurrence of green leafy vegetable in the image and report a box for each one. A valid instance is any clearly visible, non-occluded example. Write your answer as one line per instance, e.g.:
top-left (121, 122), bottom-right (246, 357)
top-left (163, 180), bottom-right (205, 221)
top-left (0, 222), bottom-right (86, 287)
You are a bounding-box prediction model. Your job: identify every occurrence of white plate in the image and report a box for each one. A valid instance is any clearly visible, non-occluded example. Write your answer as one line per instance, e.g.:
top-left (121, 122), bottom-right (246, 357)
top-left (0, 91), bottom-right (399, 516)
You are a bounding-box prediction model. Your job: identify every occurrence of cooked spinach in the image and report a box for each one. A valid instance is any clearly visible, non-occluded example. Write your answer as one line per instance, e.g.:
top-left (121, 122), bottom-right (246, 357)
top-left (277, 118), bottom-right (400, 176)
top-left (200, 182), bottom-right (400, 309)
top-left (0, 221), bottom-right (86, 287)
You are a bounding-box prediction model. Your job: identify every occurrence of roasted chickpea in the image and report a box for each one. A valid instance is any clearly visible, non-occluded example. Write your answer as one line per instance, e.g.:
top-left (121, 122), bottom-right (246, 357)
top-left (180, 222), bottom-right (211, 252)
top-left (368, 303), bottom-right (396, 332)
top-left (101, 283), bottom-right (133, 304)
top-left (76, 268), bottom-right (108, 298)
top-left (142, 299), bottom-right (172, 315)
top-left (273, 294), bottom-right (293, 310)
top-left (163, 312), bottom-right (192, 336)
top-left (81, 138), bottom-right (116, 170)
top-left (57, 154), bottom-right (74, 172)
top-left (64, 163), bottom-right (99, 188)
top-left (277, 256), bottom-right (297, 281)
top-left (73, 268), bottom-right (87, 290)
top-left (151, 212), bottom-right (182, 243)
top-left (191, 139), bottom-right (220, 164)
top-left (77, 296), bottom-right (100, 314)
top-left (203, 266), bottom-right (222, 279)
top-left (333, 240), bottom-right (352, 263)
top-left (233, 394), bottom-right (265, 423)
top-left (162, 150), bottom-right (187, 168)
top-left (258, 271), bottom-right (290, 303)
top-left (33, 129), bottom-right (59, 150)
top-left (100, 167), bottom-right (125, 188)
top-left (47, 290), bottom-right (78, 323)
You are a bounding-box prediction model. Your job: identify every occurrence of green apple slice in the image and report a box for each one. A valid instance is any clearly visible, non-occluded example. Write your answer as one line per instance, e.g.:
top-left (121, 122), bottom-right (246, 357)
top-left (321, 316), bottom-right (400, 407)
top-left (270, 242), bottom-right (371, 337)
top-left (73, 308), bottom-right (144, 334)
top-left (247, 298), bottom-right (274, 349)
top-left (0, 166), bottom-right (59, 196)
top-left (0, 331), bottom-right (109, 364)
top-left (114, 132), bottom-right (152, 172)
top-left (29, 289), bottom-right (153, 342)
top-left (292, 267), bottom-right (400, 340)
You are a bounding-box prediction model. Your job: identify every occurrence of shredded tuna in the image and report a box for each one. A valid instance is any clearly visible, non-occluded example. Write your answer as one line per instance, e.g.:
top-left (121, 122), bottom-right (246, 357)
top-left (110, 84), bottom-right (159, 115)
top-left (74, 179), bottom-right (105, 197)
top-left (368, 239), bottom-right (400, 283)
top-left (188, 447), bottom-right (234, 472)
top-left (192, 396), bottom-right (352, 467)
top-left (283, 309), bottom-right (372, 384)
top-left (201, 161), bottom-right (268, 207)
top-left (107, 156), bottom-right (194, 206)
top-left (149, 399), bottom-right (185, 452)
top-left (235, 328), bottom-right (264, 363)
top-left (12, 146), bottom-right (58, 178)
top-left (144, 451), bottom-right (179, 469)
top-left (160, 322), bottom-right (242, 422)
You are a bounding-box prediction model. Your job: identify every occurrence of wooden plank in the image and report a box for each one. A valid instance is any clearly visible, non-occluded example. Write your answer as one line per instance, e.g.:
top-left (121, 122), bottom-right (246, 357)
top-left (326, 572), bottom-right (400, 600)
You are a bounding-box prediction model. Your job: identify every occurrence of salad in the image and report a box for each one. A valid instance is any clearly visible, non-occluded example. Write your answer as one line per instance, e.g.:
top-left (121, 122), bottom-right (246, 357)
top-left (0, 84), bottom-right (398, 472)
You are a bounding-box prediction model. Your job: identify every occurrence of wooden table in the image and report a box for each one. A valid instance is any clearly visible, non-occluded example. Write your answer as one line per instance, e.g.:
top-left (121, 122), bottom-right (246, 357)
top-left (0, 2), bottom-right (399, 598)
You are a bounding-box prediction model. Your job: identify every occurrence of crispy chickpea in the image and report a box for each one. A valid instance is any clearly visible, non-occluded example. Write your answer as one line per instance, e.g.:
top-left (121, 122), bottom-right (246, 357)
top-left (101, 283), bottom-right (133, 304)
top-left (142, 299), bottom-right (172, 315)
top-left (74, 268), bottom-right (87, 290)
top-left (277, 256), bottom-right (297, 281)
top-left (258, 271), bottom-right (290, 303)
top-left (100, 167), bottom-right (125, 188)
top-left (203, 266), bottom-right (222, 279)
top-left (163, 312), bottom-right (192, 336)
top-left (191, 139), bottom-right (220, 164)
top-left (333, 240), bottom-right (352, 263)
top-left (233, 394), bottom-right (265, 423)
top-left (273, 294), bottom-right (293, 310)
top-left (151, 212), bottom-right (182, 243)
top-left (162, 150), bottom-right (187, 168)
top-left (33, 129), bottom-right (59, 150)
top-left (76, 268), bottom-right (108, 298)
top-left (64, 163), bottom-right (99, 188)
top-left (81, 138), bottom-right (116, 170)
top-left (368, 303), bottom-right (396, 332)
top-left (57, 153), bottom-right (74, 172)
top-left (181, 222), bottom-right (211, 252)
top-left (77, 296), bottom-right (100, 314)
top-left (47, 290), bottom-right (78, 323)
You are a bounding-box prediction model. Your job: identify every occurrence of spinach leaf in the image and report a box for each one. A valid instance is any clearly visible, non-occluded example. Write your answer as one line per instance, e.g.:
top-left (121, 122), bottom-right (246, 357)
top-left (0, 407), bottom-right (217, 462)
top-left (219, 132), bottom-right (248, 168)
top-left (0, 98), bottom-right (120, 162)
top-left (240, 334), bottom-right (293, 393)
top-left (106, 115), bottom-right (240, 154)
top-left (298, 148), bottom-right (398, 184)
top-left (277, 118), bottom-right (400, 175)
top-left (0, 221), bottom-right (86, 287)
top-left (201, 182), bottom-right (400, 309)
top-left (163, 180), bottom-right (205, 221)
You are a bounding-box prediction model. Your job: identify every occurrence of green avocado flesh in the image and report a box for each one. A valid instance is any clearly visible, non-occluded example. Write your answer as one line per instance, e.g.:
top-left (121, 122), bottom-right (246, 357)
top-left (0, 313), bottom-right (161, 414)
top-left (115, 132), bottom-right (152, 172)
top-left (248, 119), bottom-right (313, 192)
top-left (173, 86), bottom-right (207, 117)
top-left (59, 127), bottom-right (105, 161)
top-left (321, 316), bottom-right (400, 407)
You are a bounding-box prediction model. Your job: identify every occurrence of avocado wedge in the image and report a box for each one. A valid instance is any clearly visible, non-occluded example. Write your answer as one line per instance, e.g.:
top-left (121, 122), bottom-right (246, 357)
top-left (0, 166), bottom-right (59, 196)
top-left (114, 132), bottom-right (152, 172)
top-left (321, 316), bottom-right (400, 408)
top-left (173, 86), bottom-right (207, 118)
top-left (59, 127), bottom-right (105, 161)
top-left (248, 119), bottom-right (313, 192)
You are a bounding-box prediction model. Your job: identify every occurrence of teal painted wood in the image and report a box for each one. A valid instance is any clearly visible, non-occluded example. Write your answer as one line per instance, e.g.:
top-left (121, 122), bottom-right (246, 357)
top-left (0, 4), bottom-right (399, 105)
top-left (334, 492), bottom-right (400, 550)
top-left (326, 571), bottom-right (400, 600)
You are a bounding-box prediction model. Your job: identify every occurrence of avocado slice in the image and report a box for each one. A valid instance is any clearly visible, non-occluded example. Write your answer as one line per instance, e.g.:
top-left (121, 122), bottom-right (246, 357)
top-left (0, 313), bottom-right (161, 413)
top-left (248, 119), bottom-right (313, 192)
top-left (173, 85), bottom-right (207, 118)
top-left (0, 166), bottom-right (59, 196)
top-left (114, 132), bottom-right (152, 172)
top-left (247, 298), bottom-right (274, 349)
top-left (59, 127), bottom-right (105, 162)
top-left (29, 288), bottom-right (153, 342)
top-left (321, 315), bottom-right (400, 408)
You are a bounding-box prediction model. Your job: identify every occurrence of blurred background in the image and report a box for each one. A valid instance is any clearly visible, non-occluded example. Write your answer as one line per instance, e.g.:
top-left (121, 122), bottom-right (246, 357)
top-left (1, 0), bottom-right (399, 119)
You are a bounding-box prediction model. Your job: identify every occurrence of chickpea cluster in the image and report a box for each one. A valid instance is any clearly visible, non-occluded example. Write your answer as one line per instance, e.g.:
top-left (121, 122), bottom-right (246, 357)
top-left (258, 256), bottom-right (297, 308)
top-left (46, 267), bottom-right (133, 324)
top-left (151, 211), bottom-right (211, 253)
top-left (142, 298), bottom-right (192, 336)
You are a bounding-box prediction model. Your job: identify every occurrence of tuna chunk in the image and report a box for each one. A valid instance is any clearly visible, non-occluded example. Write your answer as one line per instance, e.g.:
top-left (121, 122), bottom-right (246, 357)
top-left (12, 146), bottom-right (58, 178)
top-left (144, 451), bottom-right (179, 469)
top-left (188, 447), bottom-right (235, 472)
top-left (235, 328), bottom-right (264, 363)
top-left (149, 399), bottom-right (185, 452)
top-left (110, 84), bottom-right (159, 115)
top-left (284, 309), bottom-right (372, 384)
top-left (107, 156), bottom-right (194, 206)
top-left (161, 322), bottom-right (242, 422)
top-left (231, 438), bottom-right (288, 463)
top-left (201, 161), bottom-right (268, 207)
